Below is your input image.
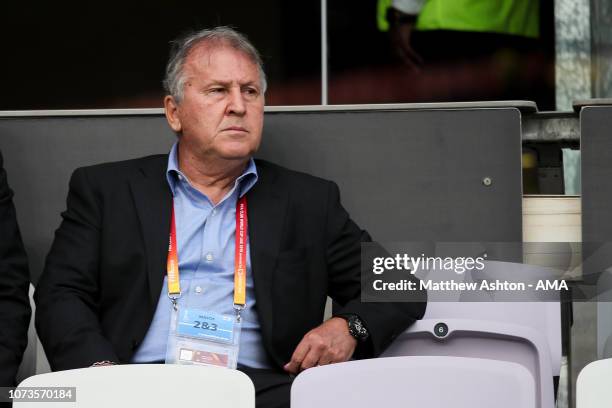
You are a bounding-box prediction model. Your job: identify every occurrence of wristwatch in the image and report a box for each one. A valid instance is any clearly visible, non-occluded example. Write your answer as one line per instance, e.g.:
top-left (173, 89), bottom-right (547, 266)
top-left (91, 361), bottom-right (116, 367)
top-left (338, 314), bottom-right (369, 342)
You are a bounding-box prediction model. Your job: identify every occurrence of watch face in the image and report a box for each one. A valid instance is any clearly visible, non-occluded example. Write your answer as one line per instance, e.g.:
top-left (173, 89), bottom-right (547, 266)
top-left (354, 319), bottom-right (364, 332)
top-left (349, 316), bottom-right (369, 340)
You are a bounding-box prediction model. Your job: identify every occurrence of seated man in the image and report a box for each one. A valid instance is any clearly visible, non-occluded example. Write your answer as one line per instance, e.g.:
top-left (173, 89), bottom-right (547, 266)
top-left (0, 151), bottom-right (31, 391)
top-left (35, 26), bottom-right (425, 408)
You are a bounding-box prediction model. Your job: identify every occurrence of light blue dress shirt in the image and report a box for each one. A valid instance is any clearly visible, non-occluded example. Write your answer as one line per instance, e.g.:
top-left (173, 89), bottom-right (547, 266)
top-left (132, 142), bottom-right (272, 368)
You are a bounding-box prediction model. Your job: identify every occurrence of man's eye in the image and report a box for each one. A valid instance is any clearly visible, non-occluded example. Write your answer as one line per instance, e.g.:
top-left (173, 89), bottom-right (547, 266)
top-left (244, 88), bottom-right (259, 96)
top-left (209, 88), bottom-right (225, 94)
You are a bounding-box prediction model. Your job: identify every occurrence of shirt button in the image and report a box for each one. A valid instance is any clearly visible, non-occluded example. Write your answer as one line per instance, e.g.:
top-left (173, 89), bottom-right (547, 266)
top-left (212, 209), bottom-right (217, 216)
top-left (205, 253), bottom-right (214, 262)
top-left (195, 286), bottom-right (203, 294)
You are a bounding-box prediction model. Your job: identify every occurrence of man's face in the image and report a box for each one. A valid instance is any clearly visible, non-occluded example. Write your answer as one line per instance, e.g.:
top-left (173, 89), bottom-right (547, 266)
top-left (165, 43), bottom-right (264, 162)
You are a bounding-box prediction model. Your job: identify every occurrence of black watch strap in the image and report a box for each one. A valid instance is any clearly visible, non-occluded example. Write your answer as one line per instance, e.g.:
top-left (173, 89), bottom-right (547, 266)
top-left (337, 313), bottom-right (369, 342)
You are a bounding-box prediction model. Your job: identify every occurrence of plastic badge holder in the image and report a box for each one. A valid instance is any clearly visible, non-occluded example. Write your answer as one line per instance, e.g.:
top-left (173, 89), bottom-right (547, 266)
top-left (166, 308), bottom-right (242, 369)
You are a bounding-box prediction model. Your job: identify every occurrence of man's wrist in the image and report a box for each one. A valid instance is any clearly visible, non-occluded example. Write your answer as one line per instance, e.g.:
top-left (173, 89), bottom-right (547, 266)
top-left (387, 7), bottom-right (418, 25)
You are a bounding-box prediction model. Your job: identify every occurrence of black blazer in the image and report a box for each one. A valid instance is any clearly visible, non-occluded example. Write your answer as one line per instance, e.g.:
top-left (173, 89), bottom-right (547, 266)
top-left (35, 155), bottom-right (425, 371)
top-left (0, 151), bottom-right (31, 387)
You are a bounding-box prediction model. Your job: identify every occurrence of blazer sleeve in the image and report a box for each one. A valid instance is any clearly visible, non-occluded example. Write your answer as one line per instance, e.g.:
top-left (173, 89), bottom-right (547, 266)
top-left (0, 151), bottom-right (31, 387)
top-left (324, 181), bottom-right (427, 358)
top-left (35, 167), bottom-right (119, 370)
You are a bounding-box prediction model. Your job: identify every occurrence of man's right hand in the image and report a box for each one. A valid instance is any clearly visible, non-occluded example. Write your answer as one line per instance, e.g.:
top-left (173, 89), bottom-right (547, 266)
top-left (388, 8), bottom-right (423, 72)
top-left (283, 317), bottom-right (357, 374)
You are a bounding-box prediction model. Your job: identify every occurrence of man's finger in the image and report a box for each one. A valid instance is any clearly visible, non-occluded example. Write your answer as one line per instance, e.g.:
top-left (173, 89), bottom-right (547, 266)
top-left (317, 348), bottom-right (335, 366)
top-left (284, 341), bottom-right (311, 374)
top-left (300, 347), bottom-right (323, 371)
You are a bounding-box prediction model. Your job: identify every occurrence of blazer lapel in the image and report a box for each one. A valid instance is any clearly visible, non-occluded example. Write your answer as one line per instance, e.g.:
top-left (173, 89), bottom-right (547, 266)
top-left (129, 156), bottom-right (173, 305)
top-left (247, 161), bottom-right (288, 361)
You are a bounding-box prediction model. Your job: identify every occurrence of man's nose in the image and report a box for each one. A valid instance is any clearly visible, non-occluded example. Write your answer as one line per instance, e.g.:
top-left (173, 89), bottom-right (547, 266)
top-left (226, 88), bottom-right (246, 116)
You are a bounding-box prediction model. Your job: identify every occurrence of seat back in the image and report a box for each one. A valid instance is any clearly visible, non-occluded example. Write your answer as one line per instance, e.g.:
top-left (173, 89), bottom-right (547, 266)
top-left (403, 300), bottom-right (562, 375)
top-left (14, 364), bottom-right (254, 408)
top-left (576, 358), bottom-right (612, 408)
top-left (381, 318), bottom-right (555, 408)
top-left (291, 356), bottom-right (536, 408)
top-left (393, 261), bottom-right (563, 375)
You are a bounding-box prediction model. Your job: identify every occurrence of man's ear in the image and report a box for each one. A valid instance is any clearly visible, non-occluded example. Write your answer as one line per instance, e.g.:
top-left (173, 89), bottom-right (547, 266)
top-left (164, 95), bottom-right (182, 133)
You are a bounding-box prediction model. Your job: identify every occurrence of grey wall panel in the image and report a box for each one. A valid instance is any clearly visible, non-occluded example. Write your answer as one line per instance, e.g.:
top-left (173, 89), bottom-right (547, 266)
top-left (0, 116), bottom-right (176, 282)
top-left (582, 106), bottom-right (612, 244)
top-left (580, 105), bottom-right (612, 359)
top-left (260, 110), bottom-right (522, 242)
top-left (581, 106), bottom-right (612, 288)
top-left (0, 108), bottom-right (522, 282)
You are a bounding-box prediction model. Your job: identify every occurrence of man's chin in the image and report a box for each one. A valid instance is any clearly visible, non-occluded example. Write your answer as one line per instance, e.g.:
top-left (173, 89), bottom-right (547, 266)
top-left (216, 150), bottom-right (255, 162)
top-left (215, 144), bottom-right (258, 161)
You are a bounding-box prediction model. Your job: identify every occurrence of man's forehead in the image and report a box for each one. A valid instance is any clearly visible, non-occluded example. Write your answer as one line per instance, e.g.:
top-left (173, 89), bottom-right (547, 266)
top-left (184, 42), bottom-right (258, 73)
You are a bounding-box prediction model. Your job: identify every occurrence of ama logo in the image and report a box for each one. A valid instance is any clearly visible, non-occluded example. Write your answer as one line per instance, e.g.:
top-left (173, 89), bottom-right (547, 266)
top-left (535, 280), bottom-right (568, 290)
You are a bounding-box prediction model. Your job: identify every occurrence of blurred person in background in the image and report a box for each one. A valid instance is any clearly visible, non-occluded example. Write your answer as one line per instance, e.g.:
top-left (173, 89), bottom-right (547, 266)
top-left (378, 0), bottom-right (554, 108)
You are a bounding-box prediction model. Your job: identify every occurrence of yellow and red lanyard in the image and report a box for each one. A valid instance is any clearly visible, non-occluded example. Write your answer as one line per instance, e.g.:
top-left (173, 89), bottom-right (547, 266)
top-left (167, 196), bottom-right (248, 318)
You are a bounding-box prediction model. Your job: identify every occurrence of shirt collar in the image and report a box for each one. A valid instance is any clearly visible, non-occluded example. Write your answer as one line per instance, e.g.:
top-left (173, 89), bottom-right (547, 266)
top-left (166, 142), bottom-right (258, 198)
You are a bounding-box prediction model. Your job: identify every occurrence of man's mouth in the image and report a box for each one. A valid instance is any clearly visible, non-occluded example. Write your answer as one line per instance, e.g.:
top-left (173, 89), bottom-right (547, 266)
top-left (223, 126), bottom-right (248, 132)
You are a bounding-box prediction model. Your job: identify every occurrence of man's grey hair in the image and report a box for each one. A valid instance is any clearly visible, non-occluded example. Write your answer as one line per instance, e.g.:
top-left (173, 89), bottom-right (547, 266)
top-left (163, 26), bottom-right (267, 103)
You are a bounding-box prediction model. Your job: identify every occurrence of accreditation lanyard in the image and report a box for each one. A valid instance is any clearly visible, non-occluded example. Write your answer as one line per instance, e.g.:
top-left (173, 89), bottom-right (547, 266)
top-left (166, 195), bottom-right (248, 318)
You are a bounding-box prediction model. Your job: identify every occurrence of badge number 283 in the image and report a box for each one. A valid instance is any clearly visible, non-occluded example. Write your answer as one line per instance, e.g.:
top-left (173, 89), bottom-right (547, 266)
top-left (177, 309), bottom-right (234, 343)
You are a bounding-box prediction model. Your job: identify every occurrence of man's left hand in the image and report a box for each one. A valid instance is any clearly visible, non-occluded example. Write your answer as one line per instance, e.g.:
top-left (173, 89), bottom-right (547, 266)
top-left (283, 317), bottom-right (357, 374)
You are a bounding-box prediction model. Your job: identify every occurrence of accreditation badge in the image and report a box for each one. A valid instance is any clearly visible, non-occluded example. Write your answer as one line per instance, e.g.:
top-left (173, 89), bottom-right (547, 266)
top-left (165, 307), bottom-right (242, 369)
